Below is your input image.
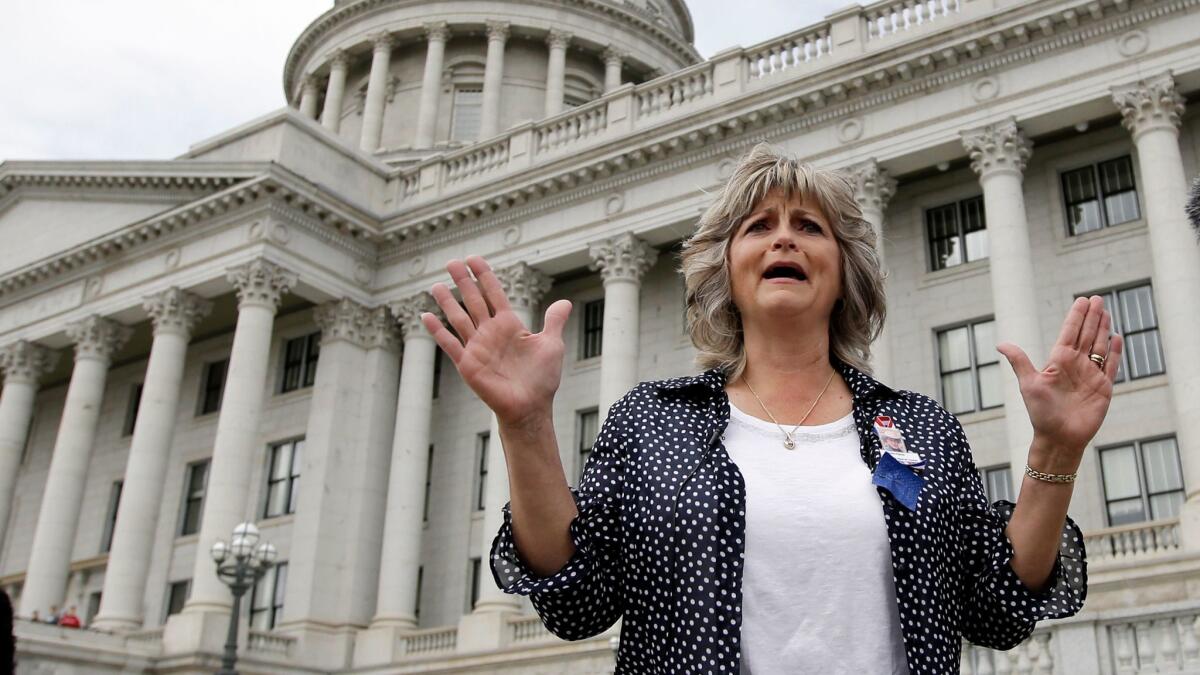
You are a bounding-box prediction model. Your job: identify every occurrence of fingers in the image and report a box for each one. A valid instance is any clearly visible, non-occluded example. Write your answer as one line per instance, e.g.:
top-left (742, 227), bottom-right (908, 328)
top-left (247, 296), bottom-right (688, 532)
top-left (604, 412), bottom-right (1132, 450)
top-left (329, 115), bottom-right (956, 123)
top-left (447, 258), bottom-right (492, 329)
top-left (1089, 307), bottom-right (1112, 359)
top-left (1055, 297), bottom-right (1089, 349)
top-left (1105, 333), bottom-right (1124, 382)
top-left (466, 256), bottom-right (512, 316)
top-left (542, 299), bottom-right (573, 340)
top-left (996, 341), bottom-right (1037, 382)
top-left (431, 282), bottom-right (476, 343)
top-left (1076, 295), bottom-right (1105, 352)
top-left (421, 311), bottom-right (465, 363)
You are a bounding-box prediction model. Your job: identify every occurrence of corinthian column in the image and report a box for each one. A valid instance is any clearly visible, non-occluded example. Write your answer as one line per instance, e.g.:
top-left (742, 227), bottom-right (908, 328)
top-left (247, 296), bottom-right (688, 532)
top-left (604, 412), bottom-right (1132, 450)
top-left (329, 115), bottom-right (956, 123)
top-left (603, 46), bottom-right (624, 93)
top-left (360, 32), bottom-right (395, 152)
top-left (178, 260), bottom-right (295, 617)
top-left (371, 293), bottom-right (441, 629)
top-left (480, 21), bottom-right (509, 138)
top-left (849, 159), bottom-right (897, 385)
top-left (1112, 73), bottom-right (1200, 549)
top-left (474, 263), bottom-right (552, 615)
top-left (414, 23), bottom-right (449, 148)
top-left (93, 289), bottom-right (211, 631)
top-left (299, 76), bottom-right (320, 119)
top-left (544, 31), bottom-right (572, 117)
top-left (589, 233), bottom-right (658, 419)
top-left (0, 341), bottom-right (58, 549)
top-left (321, 50), bottom-right (349, 133)
top-left (961, 118), bottom-right (1042, 497)
top-left (20, 316), bottom-right (132, 617)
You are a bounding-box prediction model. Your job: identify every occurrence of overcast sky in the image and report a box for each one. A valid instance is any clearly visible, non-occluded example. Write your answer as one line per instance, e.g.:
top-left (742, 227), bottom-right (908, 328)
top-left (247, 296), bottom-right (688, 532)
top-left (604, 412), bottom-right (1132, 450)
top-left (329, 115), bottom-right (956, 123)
top-left (0, 0), bottom-right (846, 162)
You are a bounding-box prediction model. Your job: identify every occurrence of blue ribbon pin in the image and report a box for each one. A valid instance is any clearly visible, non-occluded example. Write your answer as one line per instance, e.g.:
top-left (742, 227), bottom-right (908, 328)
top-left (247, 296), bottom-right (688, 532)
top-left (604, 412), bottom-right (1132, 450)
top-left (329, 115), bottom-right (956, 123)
top-left (872, 452), bottom-right (924, 511)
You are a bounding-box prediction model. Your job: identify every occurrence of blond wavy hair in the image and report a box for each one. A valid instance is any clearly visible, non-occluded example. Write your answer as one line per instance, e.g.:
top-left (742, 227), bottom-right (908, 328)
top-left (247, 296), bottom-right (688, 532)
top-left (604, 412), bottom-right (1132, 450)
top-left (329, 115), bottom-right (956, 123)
top-left (678, 142), bottom-right (887, 382)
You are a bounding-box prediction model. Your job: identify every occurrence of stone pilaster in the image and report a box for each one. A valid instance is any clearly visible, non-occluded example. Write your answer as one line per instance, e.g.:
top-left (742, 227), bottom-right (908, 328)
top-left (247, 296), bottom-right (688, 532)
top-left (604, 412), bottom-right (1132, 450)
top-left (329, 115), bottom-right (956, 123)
top-left (1112, 73), bottom-right (1200, 550)
top-left (961, 118), bottom-right (1041, 498)
top-left (414, 23), bottom-right (450, 148)
top-left (544, 30), bottom-right (572, 117)
top-left (299, 75), bottom-right (320, 119)
top-left (321, 50), bottom-right (349, 133)
top-left (0, 341), bottom-right (58, 549)
top-left (94, 289), bottom-right (211, 631)
top-left (848, 159), bottom-right (897, 385)
top-left (589, 233), bottom-right (658, 418)
top-left (603, 46), bottom-right (625, 93)
top-left (20, 317), bottom-right (131, 617)
top-left (480, 21), bottom-right (509, 139)
top-left (360, 32), bottom-right (395, 152)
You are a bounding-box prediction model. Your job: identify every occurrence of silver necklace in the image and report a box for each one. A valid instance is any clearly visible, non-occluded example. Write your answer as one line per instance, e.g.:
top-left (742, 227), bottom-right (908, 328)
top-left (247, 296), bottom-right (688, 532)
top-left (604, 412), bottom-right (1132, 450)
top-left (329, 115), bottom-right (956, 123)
top-left (742, 370), bottom-right (837, 450)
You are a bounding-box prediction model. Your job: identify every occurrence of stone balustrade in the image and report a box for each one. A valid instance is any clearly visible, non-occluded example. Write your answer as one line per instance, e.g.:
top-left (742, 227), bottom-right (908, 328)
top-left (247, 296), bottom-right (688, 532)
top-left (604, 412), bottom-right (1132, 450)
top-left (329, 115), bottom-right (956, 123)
top-left (1107, 604), bottom-right (1200, 673)
top-left (246, 628), bottom-right (296, 657)
top-left (400, 625), bottom-right (458, 655)
top-left (962, 629), bottom-right (1054, 674)
top-left (1085, 518), bottom-right (1182, 566)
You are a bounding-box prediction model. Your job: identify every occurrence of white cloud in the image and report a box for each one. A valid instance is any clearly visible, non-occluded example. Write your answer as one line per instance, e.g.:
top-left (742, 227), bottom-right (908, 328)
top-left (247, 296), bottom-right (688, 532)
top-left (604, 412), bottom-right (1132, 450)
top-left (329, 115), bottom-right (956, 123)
top-left (0, 0), bottom-right (845, 161)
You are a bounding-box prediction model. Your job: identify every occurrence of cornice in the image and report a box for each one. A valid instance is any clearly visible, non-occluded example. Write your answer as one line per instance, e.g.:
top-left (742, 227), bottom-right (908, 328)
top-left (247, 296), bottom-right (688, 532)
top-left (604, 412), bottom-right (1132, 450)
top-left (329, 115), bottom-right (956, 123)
top-left (283, 0), bottom-right (700, 93)
top-left (377, 0), bottom-right (1198, 256)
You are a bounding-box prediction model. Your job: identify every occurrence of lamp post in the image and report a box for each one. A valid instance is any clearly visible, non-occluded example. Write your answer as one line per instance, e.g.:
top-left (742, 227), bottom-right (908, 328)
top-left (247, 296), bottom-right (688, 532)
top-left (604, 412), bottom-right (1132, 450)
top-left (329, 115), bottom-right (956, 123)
top-left (211, 522), bottom-right (277, 675)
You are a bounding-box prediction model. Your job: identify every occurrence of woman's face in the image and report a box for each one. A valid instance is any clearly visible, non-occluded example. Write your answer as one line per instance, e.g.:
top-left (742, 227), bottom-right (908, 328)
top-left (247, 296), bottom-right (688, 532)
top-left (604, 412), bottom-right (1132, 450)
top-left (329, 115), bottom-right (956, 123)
top-left (727, 187), bottom-right (842, 329)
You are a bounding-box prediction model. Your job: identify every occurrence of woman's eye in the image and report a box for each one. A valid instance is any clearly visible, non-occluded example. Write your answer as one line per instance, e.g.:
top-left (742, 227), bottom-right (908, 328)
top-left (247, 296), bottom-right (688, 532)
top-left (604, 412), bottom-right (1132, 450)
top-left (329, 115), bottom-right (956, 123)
top-left (801, 220), bottom-right (823, 234)
top-left (746, 220), bottom-right (767, 232)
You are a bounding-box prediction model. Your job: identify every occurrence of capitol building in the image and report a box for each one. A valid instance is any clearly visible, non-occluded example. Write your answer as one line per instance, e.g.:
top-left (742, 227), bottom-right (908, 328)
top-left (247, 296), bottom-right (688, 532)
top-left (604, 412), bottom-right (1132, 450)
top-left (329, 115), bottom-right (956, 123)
top-left (3, 0), bottom-right (1200, 672)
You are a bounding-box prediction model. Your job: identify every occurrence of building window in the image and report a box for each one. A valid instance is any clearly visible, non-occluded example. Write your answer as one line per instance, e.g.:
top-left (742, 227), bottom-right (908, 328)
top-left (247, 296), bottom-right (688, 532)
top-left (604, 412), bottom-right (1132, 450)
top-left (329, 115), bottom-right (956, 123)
top-left (1099, 437), bottom-right (1184, 526)
top-left (100, 481), bottom-right (123, 553)
top-left (423, 445), bottom-right (434, 523)
top-left (264, 439), bottom-right (302, 518)
top-left (280, 332), bottom-right (320, 393)
top-left (475, 433), bottom-right (489, 511)
top-left (580, 299), bottom-right (604, 359)
top-left (1089, 284), bottom-right (1165, 382)
top-left (123, 383), bottom-right (144, 436)
top-left (249, 562), bottom-right (287, 630)
top-left (199, 358), bottom-right (229, 415)
top-left (466, 557), bottom-right (481, 612)
top-left (415, 565), bottom-right (423, 622)
top-left (164, 580), bottom-right (190, 622)
top-left (979, 465), bottom-right (1013, 503)
top-left (926, 196), bottom-right (987, 271)
top-left (936, 318), bottom-right (1001, 415)
top-left (1061, 155), bottom-right (1140, 236)
top-left (576, 409), bottom-right (599, 486)
top-left (86, 591), bottom-right (102, 626)
top-left (179, 460), bottom-right (209, 537)
top-left (451, 88), bottom-right (483, 142)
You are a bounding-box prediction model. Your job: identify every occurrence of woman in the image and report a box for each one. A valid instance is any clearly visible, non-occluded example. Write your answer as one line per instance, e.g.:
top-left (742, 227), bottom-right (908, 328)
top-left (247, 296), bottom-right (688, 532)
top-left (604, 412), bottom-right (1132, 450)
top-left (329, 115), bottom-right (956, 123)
top-left (421, 144), bottom-right (1115, 673)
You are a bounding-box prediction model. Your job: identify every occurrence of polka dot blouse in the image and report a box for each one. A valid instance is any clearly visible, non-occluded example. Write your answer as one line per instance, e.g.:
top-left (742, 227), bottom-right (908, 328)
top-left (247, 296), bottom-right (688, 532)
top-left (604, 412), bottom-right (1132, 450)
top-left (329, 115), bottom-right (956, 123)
top-left (490, 357), bottom-right (1087, 674)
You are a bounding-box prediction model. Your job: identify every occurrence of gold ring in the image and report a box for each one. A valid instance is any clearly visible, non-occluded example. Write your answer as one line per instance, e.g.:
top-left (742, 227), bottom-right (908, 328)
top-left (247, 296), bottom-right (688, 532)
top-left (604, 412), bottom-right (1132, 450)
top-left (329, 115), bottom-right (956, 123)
top-left (1088, 353), bottom-right (1106, 369)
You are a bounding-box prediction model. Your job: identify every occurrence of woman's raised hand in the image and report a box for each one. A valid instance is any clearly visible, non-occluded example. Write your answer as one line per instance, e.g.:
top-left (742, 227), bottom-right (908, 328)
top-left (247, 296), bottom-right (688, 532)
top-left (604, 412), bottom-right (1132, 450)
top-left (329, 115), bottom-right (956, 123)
top-left (421, 256), bottom-right (572, 429)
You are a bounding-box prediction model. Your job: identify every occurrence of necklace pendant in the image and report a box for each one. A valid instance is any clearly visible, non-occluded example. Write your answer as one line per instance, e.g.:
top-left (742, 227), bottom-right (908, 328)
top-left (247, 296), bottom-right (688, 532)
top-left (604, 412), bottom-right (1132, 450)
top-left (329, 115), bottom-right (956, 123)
top-left (783, 436), bottom-right (795, 450)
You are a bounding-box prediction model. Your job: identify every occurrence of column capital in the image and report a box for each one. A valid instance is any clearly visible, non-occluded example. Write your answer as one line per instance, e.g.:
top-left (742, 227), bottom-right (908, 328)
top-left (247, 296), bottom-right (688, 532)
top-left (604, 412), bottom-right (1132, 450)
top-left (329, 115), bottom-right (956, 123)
top-left (486, 21), bottom-right (510, 43)
top-left (961, 117), bottom-right (1031, 179)
top-left (369, 31), bottom-right (395, 52)
top-left (313, 298), bottom-right (375, 348)
top-left (423, 21), bottom-right (450, 43)
top-left (1112, 71), bottom-right (1185, 139)
top-left (0, 340), bottom-right (59, 386)
top-left (226, 259), bottom-right (297, 311)
top-left (143, 288), bottom-right (212, 339)
top-left (329, 49), bottom-right (349, 70)
top-left (66, 315), bottom-right (133, 364)
top-left (603, 46), bottom-right (626, 67)
top-left (588, 232), bottom-right (658, 284)
top-left (362, 306), bottom-right (401, 351)
top-left (546, 30), bottom-right (572, 51)
top-left (390, 292), bottom-right (442, 340)
top-left (495, 262), bottom-right (552, 311)
top-left (847, 159), bottom-right (897, 213)
top-left (302, 74), bottom-right (320, 93)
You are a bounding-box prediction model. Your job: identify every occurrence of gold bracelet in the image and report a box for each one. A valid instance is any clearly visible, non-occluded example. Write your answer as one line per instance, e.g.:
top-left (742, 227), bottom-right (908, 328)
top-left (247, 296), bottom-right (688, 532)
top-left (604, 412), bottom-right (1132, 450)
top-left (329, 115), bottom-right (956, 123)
top-left (1025, 463), bottom-right (1077, 484)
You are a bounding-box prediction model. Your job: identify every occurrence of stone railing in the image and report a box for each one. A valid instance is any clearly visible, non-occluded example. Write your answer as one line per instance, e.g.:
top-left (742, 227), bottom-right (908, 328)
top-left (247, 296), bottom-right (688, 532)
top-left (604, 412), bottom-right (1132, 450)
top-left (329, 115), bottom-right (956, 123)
top-left (246, 629), bottom-right (296, 657)
top-left (537, 98), bottom-right (610, 154)
top-left (400, 625), bottom-right (458, 655)
top-left (962, 629), bottom-right (1055, 674)
top-left (635, 62), bottom-right (716, 120)
top-left (510, 614), bottom-right (555, 644)
top-left (745, 22), bottom-right (833, 81)
top-left (1105, 604), bottom-right (1200, 673)
top-left (124, 628), bottom-right (164, 655)
top-left (1084, 518), bottom-right (1181, 566)
top-left (864, 0), bottom-right (963, 42)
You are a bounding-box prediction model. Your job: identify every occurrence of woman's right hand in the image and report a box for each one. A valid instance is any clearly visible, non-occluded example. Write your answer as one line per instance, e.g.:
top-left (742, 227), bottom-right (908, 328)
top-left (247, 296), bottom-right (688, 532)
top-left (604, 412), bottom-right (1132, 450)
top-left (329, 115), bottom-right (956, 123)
top-left (421, 255), bottom-right (572, 430)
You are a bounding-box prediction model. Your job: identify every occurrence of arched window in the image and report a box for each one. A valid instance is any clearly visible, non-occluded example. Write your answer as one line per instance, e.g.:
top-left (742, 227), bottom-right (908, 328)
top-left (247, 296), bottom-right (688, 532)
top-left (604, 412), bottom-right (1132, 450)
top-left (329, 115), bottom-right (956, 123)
top-left (446, 57), bottom-right (486, 141)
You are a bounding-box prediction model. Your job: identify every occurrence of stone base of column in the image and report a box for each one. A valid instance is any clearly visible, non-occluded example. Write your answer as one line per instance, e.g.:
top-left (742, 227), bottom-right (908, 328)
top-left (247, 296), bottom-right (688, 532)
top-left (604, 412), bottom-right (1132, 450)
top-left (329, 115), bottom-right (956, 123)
top-left (352, 622), bottom-right (415, 667)
top-left (456, 609), bottom-right (518, 654)
top-left (89, 612), bottom-right (141, 633)
top-left (161, 608), bottom-right (241, 656)
top-left (1179, 496), bottom-right (1200, 553)
top-left (275, 620), bottom-right (358, 670)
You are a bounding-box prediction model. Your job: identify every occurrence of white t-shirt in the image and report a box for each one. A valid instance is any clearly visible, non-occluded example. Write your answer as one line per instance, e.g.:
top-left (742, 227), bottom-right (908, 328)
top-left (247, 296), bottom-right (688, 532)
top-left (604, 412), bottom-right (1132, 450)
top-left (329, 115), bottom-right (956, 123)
top-left (724, 398), bottom-right (911, 675)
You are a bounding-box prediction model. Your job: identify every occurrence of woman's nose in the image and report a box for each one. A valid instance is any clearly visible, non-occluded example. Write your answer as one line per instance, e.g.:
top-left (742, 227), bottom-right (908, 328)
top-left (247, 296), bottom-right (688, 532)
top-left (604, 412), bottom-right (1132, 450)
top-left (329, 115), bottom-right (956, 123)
top-left (772, 232), bottom-right (798, 250)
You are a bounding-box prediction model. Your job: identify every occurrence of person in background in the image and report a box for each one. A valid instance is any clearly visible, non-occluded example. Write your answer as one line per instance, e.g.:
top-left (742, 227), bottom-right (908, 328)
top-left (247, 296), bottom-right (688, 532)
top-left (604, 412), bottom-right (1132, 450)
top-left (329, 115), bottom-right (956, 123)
top-left (43, 605), bottom-right (58, 625)
top-left (57, 606), bottom-right (80, 629)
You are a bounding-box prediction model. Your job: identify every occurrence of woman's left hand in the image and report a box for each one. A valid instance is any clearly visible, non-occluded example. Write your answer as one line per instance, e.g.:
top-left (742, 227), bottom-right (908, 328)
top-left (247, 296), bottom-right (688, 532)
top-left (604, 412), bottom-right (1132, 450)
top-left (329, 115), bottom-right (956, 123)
top-left (996, 296), bottom-right (1125, 470)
